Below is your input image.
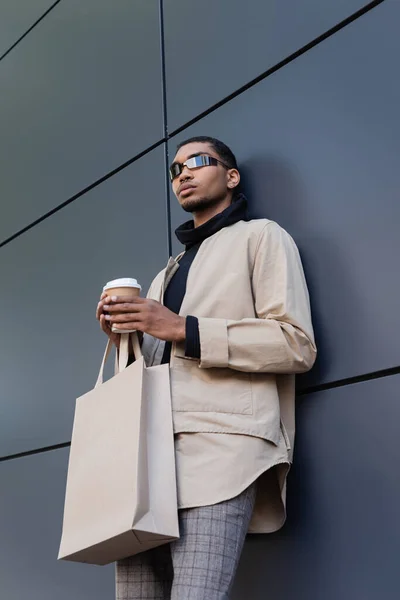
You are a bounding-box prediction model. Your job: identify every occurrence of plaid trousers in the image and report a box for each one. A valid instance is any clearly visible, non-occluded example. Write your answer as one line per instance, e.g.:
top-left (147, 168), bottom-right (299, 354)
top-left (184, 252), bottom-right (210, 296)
top-left (115, 482), bottom-right (256, 600)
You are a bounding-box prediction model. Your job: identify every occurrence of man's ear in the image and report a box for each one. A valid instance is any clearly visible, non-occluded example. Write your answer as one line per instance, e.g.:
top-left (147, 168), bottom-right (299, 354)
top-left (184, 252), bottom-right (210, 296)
top-left (227, 168), bottom-right (240, 189)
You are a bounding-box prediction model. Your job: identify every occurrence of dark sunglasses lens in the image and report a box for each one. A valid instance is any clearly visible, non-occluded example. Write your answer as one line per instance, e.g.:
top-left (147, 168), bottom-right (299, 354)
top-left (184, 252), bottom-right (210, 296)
top-left (169, 163), bottom-right (181, 180)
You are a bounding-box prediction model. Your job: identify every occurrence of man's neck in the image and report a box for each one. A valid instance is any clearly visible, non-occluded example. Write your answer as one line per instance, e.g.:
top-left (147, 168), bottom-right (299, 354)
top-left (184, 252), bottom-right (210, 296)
top-left (192, 197), bottom-right (232, 228)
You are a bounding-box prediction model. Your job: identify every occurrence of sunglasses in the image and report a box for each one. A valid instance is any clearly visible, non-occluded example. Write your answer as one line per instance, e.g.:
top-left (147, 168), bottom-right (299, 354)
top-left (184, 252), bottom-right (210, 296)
top-left (169, 154), bottom-right (230, 181)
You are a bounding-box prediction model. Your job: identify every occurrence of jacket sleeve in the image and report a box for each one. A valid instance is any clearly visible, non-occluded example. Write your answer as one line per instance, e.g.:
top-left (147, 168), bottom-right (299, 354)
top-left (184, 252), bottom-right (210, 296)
top-left (197, 222), bottom-right (317, 374)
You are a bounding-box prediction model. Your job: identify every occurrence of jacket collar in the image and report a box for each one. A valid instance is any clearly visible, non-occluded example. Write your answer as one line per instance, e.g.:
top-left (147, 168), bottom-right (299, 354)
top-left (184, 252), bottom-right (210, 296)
top-left (174, 193), bottom-right (249, 250)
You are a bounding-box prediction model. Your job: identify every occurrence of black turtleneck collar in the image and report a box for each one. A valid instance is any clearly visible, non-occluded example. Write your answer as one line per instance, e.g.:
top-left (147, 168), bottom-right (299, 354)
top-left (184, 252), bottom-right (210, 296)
top-left (174, 193), bottom-right (250, 250)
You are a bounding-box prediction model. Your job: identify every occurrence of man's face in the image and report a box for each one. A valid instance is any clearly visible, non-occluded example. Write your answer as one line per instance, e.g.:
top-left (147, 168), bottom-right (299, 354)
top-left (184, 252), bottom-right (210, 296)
top-left (171, 142), bottom-right (236, 213)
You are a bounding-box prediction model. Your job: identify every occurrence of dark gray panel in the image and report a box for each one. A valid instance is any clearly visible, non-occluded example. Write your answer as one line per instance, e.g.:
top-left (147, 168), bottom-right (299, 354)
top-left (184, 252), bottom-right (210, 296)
top-left (0, 449), bottom-right (114, 600)
top-left (168, 0), bottom-right (400, 386)
top-left (0, 0), bottom-right (54, 56)
top-left (232, 374), bottom-right (400, 600)
top-left (0, 0), bottom-right (163, 242)
top-left (0, 146), bottom-right (168, 457)
top-left (164, 0), bottom-right (369, 130)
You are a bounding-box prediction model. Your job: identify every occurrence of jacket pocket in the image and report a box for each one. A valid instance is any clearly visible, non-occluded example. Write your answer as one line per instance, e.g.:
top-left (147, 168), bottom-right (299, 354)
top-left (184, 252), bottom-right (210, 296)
top-left (170, 358), bottom-right (253, 415)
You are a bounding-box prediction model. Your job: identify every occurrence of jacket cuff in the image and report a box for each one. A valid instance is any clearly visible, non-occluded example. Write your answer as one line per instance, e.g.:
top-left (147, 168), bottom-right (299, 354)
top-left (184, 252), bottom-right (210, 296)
top-left (184, 316), bottom-right (201, 359)
top-left (198, 317), bottom-right (229, 368)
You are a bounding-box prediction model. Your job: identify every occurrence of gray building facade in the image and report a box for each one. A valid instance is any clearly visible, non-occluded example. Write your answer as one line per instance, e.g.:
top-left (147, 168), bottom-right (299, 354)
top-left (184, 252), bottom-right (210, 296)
top-left (1, 1), bottom-right (399, 598)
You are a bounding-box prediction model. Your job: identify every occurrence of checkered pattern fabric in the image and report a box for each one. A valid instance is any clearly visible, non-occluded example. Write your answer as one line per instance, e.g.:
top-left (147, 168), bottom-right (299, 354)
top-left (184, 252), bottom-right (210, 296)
top-left (116, 482), bottom-right (256, 600)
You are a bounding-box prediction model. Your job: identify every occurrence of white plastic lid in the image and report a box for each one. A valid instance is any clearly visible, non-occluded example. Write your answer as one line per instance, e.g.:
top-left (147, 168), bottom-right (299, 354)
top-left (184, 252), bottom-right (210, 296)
top-left (103, 278), bottom-right (142, 291)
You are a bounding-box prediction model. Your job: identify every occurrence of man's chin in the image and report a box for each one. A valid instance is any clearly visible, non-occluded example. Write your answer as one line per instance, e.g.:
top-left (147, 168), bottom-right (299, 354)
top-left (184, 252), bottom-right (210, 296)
top-left (180, 199), bottom-right (202, 213)
top-left (180, 197), bottom-right (217, 213)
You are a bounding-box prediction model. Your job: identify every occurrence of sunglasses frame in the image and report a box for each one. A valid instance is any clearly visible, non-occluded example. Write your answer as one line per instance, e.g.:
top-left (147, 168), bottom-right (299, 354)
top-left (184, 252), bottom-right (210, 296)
top-left (169, 154), bottom-right (230, 181)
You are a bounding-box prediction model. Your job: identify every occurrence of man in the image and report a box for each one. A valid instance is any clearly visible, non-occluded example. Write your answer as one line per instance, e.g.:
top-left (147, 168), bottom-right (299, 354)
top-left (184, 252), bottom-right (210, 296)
top-left (96, 136), bottom-right (316, 600)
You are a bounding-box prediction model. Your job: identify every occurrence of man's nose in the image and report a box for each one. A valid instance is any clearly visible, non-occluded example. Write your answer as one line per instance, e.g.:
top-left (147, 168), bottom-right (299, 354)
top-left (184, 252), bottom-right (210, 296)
top-left (179, 165), bottom-right (193, 181)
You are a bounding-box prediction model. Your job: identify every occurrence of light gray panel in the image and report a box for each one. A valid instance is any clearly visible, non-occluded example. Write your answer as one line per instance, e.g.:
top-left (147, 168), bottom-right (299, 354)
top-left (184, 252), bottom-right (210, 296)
top-left (0, 449), bottom-right (114, 600)
top-left (168, 0), bottom-right (400, 386)
top-left (0, 0), bottom-right (54, 56)
top-left (164, 0), bottom-right (370, 130)
top-left (232, 374), bottom-right (400, 600)
top-left (0, 0), bottom-right (163, 242)
top-left (0, 146), bottom-right (168, 457)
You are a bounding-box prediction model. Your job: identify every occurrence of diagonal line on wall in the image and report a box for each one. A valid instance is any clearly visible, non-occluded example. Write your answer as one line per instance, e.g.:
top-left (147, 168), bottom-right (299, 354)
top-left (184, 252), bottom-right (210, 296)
top-left (0, 0), bottom-right (386, 250)
top-left (298, 365), bottom-right (400, 397)
top-left (168, 0), bottom-right (387, 138)
top-left (1, 365), bottom-right (399, 463)
top-left (0, 139), bottom-right (166, 249)
top-left (0, 0), bottom-right (63, 63)
top-left (0, 441), bottom-right (70, 463)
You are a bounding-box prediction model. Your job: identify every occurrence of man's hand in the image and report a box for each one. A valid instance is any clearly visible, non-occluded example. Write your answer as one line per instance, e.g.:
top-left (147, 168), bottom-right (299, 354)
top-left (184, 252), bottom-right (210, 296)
top-left (102, 295), bottom-right (186, 343)
top-left (96, 291), bottom-right (121, 349)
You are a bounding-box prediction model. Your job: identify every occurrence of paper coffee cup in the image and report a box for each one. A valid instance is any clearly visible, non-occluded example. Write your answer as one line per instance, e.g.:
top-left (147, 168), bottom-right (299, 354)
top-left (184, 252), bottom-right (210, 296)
top-left (102, 278), bottom-right (141, 334)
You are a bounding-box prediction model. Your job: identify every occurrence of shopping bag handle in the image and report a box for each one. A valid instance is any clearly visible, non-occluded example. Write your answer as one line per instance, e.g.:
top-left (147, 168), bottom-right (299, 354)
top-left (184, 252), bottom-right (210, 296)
top-left (95, 331), bottom-right (142, 388)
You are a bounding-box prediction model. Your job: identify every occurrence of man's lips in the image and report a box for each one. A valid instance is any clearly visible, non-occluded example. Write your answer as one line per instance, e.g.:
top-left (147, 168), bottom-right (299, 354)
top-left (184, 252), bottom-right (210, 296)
top-left (178, 184), bottom-right (196, 196)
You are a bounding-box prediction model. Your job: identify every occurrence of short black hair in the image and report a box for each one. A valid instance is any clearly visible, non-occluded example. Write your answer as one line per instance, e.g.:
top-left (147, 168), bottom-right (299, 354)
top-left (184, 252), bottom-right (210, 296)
top-left (176, 136), bottom-right (238, 170)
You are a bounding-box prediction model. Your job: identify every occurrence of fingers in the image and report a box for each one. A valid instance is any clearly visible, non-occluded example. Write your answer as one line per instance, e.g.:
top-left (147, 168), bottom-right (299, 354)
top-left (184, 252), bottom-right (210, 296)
top-left (102, 310), bottom-right (142, 330)
top-left (111, 322), bottom-right (142, 333)
top-left (105, 312), bottom-right (141, 325)
top-left (97, 294), bottom-right (145, 347)
top-left (98, 295), bottom-right (145, 319)
top-left (100, 314), bottom-right (120, 348)
top-left (99, 314), bottom-right (111, 334)
top-left (104, 295), bottom-right (145, 305)
top-left (103, 302), bottom-right (142, 314)
top-left (97, 292), bottom-right (114, 320)
top-left (96, 299), bottom-right (106, 320)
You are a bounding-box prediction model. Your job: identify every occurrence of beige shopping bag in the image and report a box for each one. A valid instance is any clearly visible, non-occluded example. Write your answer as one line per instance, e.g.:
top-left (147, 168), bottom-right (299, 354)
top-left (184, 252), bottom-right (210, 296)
top-left (58, 332), bottom-right (179, 565)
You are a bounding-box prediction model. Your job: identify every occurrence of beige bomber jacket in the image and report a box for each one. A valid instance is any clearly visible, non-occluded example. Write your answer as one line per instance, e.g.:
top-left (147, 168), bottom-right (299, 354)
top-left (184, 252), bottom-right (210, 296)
top-left (141, 218), bottom-right (316, 458)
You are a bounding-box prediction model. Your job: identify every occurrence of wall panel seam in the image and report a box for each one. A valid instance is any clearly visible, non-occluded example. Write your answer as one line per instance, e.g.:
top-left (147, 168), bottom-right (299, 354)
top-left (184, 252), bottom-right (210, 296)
top-left (0, 0), bottom-right (386, 250)
top-left (0, 138), bottom-right (166, 249)
top-left (2, 366), bottom-right (400, 462)
top-left (0, 442), bottom-right (70, 463)
top-left (168, 0), bottom-right (387, 138)
top-left (298, 365), bottom-right (400, 397)
top-left (159, 0), bottom-right (172, 257)
top-left (0, 0), bottom-right (62, 64)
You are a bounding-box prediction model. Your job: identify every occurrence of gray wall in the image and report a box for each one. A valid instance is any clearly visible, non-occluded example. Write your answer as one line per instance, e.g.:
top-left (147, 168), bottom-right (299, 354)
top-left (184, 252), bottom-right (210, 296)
top-left (1, 1), bottom-right (398, 598)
